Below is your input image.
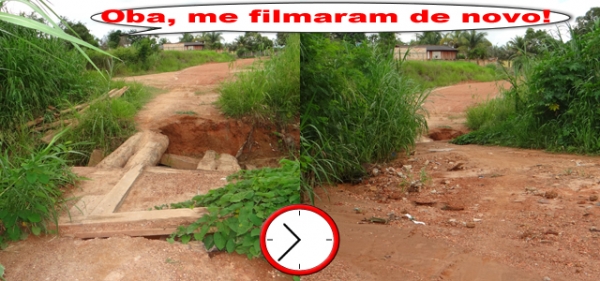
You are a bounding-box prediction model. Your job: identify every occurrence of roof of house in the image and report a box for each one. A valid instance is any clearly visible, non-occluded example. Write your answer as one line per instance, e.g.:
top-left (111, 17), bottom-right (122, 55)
top-left (396, 45), bottom-right (458, 52)
top-left (183, 42), bottom-right (205, 46)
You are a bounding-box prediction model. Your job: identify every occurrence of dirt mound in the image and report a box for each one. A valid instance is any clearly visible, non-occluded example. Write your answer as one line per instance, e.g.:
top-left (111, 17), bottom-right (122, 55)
top-left (159, 116), bottom-right (299, 168)
top-left (428, 127), bottom-right (465, 140)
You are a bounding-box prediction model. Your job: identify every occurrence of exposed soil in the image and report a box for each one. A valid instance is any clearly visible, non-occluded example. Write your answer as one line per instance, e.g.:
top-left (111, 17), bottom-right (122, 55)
top-left (0, 59), bottom-right (297, 281)
top-left (159, 116), bottom-right (299, 168)
top-left (4, 71), bottom-right (600, 281)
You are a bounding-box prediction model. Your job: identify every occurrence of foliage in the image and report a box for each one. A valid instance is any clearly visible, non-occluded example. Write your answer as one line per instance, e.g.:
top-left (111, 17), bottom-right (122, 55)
top-left (300, 33), bottom-right (429, 190)
top-left (0, 20), bottom-right (106, 131)
top-left (232, 32), bottom-right (274, 57)
top-left (59, 18), bottom-right (99, 47)
top-left (276, 32), bottom-right (289, 46)
top-left (61, 81), bottom-right (158, 165)
top-left (454, 24), bottom-right (600, 154)
top-left (218, 33), bottom-right (299, 125)
top-left (88, 48), bottom-right (235, 76)
top-left (573, 7), bottom-right (600, 36)
top-left (400, 60), bottom-right (500, 89)
top-left (0, 130), bottom-right (82, 249)
top-left (416, 31), bottom-right (442, 45)
top-left (195, 32), bottom-right (224, 50)
top-left (330, 32), bottom-right (366, 43)
top-left (167, 159), bottom-right (301, 259)
top-left (179, 32), bottom-right (194, 43)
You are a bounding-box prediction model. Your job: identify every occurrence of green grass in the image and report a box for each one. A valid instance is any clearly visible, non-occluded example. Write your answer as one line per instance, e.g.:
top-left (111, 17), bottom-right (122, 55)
top-left (454, 25), bottom-right (600, 154)
top-left (0, 18), bottom-right (159, 247)
top-left (88, 49), bottom-right (236, 77)
top-left (0, 20), bottom-right (108, 132)
top-left (300, 34), bottom-right (429, 194)
top-left (217, 34), bottom-right (300, 126)
top-left (60, 81), bottom-right (159, 165)
top-left (401, 60), bottom-right (503, 89)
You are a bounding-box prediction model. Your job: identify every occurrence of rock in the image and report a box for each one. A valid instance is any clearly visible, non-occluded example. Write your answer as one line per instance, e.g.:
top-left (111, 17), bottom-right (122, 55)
top-left (538, 199), bottom-right (550, 204)
top-left (596, 202), bottom-right (600, 207)
top-left (216, 153), bottom-right (242, 172)
top-left (543, 277), bottom-right (551, 281)
top-left (160, 154), bottom-right (200, 170)
top-left (87, 149), bottom-right (104, 167)
top-left (590, 195), bottom-right (598, 202)
top-left (403, 165), bottom-right (412, 172)
top-left (590, 227), bottom-right (600, 232)
top-left (372, 168), bottom-right (380, 176)
top-left (544, 191), bottom-right (558, 199)
top-left (431, 190), bottom-right (437, 194)
top-left (577, 200), bottom-right (587, 204)
top-left (407, 180), bottom-right (422, 193)
top-left (466, 222), bottom-right (476, 228)
top-left (197, 150), bottom-right (218, 170)
top-left (526, 187), bottom-right (537, 193)
top-left (473, 218), bottom-right (482, 222)
top-left (245, 164), bottom-right (258, 170)
top-left (424, 160), bottom-right (430, 166)
top-left (396, 172), bottom-right (406, 178)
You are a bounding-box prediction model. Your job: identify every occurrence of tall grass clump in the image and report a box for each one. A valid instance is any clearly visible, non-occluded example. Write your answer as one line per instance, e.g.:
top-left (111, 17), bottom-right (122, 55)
top-left (454, 23), bottom-right (600, 153)
top-left (61, 81), bottom-right (158, 165)
top-left (401, 60), bottom-right (501, 89)
top-left (300, 33), bottom-right (429, 191)
top-left (217, 33), bottom-right (299, 126)
top-left (0, 20), bottom-right (106, 131)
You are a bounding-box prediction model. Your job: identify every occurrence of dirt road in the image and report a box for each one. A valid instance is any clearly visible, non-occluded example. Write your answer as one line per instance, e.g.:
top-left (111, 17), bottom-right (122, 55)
top-left (0, 59), bottom-right (290, 281)
top-left (307, 81), bottom-right (600, 281)
top-left (2, 76), bottom-right (599, 281)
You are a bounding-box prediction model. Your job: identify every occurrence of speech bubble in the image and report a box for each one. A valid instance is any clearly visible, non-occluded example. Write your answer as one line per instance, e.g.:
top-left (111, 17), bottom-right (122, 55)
top-left (90, 2), bottom-right (571, 35)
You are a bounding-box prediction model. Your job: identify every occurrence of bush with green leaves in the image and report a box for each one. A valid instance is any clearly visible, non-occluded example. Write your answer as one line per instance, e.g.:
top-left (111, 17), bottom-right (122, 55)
top-left (166, 159), bottom-right (300, 258)
top-left (0, 131), bottom-right (81, 249)
top-left (300, 33), bottom-right (429, 189)
top-left (454, 23), bottom-right (600, 153)
top-left (218, 33), bottom-right (299, 126)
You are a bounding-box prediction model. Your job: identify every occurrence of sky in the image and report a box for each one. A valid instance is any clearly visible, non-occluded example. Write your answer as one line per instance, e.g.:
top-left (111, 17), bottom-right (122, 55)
top-left (3, 0), bottom-right (597, 45)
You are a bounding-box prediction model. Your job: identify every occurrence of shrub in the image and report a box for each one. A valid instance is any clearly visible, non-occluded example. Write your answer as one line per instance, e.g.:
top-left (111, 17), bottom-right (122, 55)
top-left (300, 33), bottom-right (429, 190)
top-left (0, 131), bottom-right (81, 249)
top-left (454, 25), bottom-right (600, 153)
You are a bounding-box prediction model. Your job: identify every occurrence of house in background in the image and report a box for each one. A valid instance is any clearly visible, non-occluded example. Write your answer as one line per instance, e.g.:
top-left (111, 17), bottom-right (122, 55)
top-left (395, 45), bottom-right (458, 61)
top-left (161, 42), bottom-right (205, 51)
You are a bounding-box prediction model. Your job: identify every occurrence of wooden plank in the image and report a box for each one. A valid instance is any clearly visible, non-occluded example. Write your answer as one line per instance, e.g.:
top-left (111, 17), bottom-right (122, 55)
top-left (66, 228), bottom-right (180, 239)
top-left (32, 119), bottom-right (76, 132)
top-left (90, 164), bottom-right (145, 216)
top-left (65, 208), bottom-right (207, 225)
top-left (58, 208), bottom-right (212, 239)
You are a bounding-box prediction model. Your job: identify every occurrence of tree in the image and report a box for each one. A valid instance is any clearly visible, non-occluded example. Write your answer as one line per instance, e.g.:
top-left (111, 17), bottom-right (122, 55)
top-left (276, 33), bottom-right (289, 46)
top-left (159, 38), bottom-right (170, 45)
top-left (330, 33), bottom-right (366, 43)
top-left (416, 31), bottom-right (442, 45)
top-left (203, 32), bottom-right (224, 50)
top-left (376, 32), bottom-right (397, 57)
top-left (440, 31), bottom-right (464, 48)
top-left (179, 33), bottom-right (195, 43)
top-left (59, 18), bottom-right (99, 47)
top-left (574, 7), bottom-right (600, 36)
top-left (106, 30), bottom-right (130, 49)
top-left (461, 30), bottom-right (491, 59)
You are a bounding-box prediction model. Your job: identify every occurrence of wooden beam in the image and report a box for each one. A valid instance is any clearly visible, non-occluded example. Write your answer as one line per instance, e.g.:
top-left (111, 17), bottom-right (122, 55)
top-left (89, 164), bottom-right (145, 216)
top-left (58, 208), bottom-right (211, 239)
top-left (65, 207), bottom-right (207, 225)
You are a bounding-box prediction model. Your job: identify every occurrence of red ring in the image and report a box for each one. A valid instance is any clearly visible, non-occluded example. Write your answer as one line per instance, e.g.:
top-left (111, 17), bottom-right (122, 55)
top-left (260, 204), bottom-right (340, 276)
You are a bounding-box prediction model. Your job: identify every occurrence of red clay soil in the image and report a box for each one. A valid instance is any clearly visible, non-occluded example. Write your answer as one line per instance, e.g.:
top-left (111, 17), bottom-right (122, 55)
top-left (158, 115), bottom-right (299, 167)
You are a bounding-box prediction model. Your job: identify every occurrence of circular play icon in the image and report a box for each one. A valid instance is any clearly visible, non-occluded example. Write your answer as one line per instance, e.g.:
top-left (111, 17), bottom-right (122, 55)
top-left (260, 204), bottom-right (340, 276)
